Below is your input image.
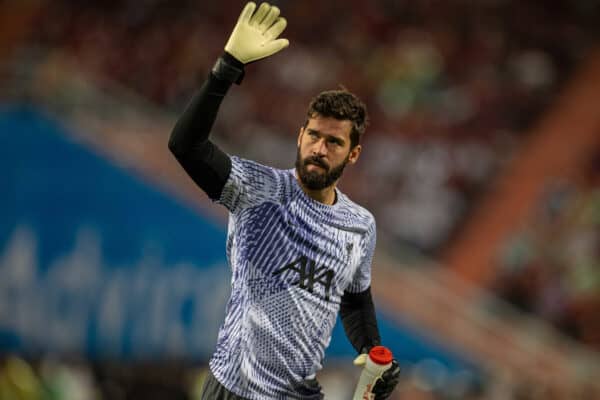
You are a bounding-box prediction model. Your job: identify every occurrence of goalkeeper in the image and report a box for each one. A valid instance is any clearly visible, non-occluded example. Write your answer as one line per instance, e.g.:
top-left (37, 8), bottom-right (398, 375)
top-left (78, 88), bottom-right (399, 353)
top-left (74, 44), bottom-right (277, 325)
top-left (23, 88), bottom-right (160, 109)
top-left (168, 2), bottom-right (400, 399)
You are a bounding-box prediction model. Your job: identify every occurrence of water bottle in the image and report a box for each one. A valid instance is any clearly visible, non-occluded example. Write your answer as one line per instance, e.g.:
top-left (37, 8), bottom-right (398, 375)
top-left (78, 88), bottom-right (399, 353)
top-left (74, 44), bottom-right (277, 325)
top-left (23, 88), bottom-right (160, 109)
top-left (352, 346), bottom-right (393, 400)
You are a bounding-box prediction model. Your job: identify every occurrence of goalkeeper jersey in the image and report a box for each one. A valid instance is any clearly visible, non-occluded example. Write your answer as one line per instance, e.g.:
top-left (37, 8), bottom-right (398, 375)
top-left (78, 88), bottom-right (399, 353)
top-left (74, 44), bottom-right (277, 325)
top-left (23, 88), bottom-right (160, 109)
top-left (209, 156), bottom-right (376, 399)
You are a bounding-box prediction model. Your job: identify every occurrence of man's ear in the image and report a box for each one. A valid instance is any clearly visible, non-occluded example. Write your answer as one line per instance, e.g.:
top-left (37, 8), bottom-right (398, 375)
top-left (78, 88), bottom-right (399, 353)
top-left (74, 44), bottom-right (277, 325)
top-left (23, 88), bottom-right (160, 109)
top-left (297, 126), bottom-right (304, 147)
top-left (348, 144), bottom-right (362, 164)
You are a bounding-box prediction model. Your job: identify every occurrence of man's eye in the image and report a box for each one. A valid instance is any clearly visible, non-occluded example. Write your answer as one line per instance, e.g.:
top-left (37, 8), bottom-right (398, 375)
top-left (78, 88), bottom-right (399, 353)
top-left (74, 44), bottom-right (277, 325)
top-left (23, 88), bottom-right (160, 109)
top-left (309, 131), bottom-right (318, 138)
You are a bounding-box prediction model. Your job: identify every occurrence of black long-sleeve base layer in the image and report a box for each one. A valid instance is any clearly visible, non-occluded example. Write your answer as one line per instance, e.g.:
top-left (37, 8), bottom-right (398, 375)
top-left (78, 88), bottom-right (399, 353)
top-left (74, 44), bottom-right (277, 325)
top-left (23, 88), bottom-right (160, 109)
top-left (340, 288), bottom-right (381, 354)
top-left (168, 55), bottom-right (380, 355)
top-left (168, 67), bottom-right (234, 200)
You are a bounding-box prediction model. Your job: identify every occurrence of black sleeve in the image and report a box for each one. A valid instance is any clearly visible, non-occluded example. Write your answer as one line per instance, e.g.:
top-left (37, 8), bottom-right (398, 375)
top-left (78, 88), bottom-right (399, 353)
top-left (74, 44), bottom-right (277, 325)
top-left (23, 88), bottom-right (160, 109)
top-left (340, 287), bottom-right (381, 354)
top-left (168, 53), bottom-right (244, 200)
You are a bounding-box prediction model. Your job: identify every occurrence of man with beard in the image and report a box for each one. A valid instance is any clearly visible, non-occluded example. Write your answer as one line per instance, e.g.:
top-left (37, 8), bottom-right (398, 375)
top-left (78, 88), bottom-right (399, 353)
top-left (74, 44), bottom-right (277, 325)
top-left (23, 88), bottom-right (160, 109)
top-left (168, 2), bottom-right (400, 399)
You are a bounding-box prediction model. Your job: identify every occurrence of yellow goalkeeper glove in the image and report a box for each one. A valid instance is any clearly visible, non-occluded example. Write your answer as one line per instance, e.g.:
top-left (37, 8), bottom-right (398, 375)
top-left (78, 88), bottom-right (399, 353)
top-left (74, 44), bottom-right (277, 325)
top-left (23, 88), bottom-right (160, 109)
top-left (353, 353), bottom-right (368, 367)
top-left (225, 2), bottom-right (289, 64)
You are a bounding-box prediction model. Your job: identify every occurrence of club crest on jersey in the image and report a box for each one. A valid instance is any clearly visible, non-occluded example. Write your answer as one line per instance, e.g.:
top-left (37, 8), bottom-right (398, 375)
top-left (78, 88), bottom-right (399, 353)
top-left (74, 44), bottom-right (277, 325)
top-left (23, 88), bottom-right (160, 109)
top-left (273, 256), bottom-right (334, 301)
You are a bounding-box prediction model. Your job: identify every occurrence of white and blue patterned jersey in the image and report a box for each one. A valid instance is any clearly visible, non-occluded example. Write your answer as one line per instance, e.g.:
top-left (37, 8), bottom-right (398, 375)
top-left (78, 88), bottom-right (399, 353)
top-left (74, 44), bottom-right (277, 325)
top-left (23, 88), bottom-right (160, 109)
top-left (209, 156), bottom-right (376, 399)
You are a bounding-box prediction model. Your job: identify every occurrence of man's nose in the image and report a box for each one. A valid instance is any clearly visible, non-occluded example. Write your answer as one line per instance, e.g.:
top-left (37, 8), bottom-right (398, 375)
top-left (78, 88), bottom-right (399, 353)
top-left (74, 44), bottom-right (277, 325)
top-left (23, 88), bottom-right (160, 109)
top-left (312, 138), bottom-right (328, 156)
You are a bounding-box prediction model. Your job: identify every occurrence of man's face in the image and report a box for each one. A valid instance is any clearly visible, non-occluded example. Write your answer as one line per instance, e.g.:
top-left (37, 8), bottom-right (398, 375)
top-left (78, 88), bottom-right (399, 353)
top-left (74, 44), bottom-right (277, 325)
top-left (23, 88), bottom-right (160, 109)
top-left (295, 115), bottom-right (361, 190)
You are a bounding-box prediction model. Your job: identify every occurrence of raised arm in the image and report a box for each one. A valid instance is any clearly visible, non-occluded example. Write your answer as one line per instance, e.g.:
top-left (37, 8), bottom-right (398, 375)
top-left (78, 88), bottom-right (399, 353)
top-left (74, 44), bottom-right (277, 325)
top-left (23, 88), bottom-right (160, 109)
top-left (168, 2), bottom-right (289, 199)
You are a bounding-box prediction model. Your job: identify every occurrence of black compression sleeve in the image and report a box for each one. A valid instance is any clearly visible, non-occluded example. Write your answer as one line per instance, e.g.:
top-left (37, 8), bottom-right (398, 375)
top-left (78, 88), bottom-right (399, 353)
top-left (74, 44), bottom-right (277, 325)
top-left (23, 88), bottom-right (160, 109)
top-left (168, 54), bottom-right (244, 199)
top-left (340, 287), bottom-right (381, 354)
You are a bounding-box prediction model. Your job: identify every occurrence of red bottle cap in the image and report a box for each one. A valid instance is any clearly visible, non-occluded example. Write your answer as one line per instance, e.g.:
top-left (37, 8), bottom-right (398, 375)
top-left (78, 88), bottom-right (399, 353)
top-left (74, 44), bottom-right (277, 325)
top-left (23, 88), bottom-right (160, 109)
top-left (369, 346), bottom-right (393, 365)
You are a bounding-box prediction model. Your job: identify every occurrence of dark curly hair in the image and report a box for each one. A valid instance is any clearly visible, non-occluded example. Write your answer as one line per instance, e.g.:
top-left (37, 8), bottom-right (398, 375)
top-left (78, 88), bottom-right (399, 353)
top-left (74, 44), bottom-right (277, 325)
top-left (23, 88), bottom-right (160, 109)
top-left (304, 89), bottom-right (368, 149)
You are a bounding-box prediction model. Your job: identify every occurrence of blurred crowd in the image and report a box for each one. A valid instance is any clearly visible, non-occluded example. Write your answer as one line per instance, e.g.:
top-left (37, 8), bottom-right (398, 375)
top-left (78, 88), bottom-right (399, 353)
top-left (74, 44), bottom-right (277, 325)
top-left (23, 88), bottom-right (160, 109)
top-left (492, 147), bottom-right (600, 351)
top-left (0, 356), bottom-right (189, 400)
top-left (8, 355), bottom-right (595, 400)
top-left (29, 0), bottom-right (600, 254)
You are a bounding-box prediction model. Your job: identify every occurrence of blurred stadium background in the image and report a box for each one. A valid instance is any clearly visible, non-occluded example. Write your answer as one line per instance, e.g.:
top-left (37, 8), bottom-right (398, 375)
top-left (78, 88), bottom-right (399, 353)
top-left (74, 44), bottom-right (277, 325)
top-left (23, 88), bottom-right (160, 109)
top-left (1, 0), bottom-right (600, 398)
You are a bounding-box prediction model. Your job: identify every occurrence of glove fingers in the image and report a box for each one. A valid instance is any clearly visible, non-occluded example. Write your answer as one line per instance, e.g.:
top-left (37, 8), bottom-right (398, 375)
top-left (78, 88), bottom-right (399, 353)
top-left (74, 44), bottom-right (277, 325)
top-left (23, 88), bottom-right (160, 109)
top-left (249, 2), bottom-right (271, 26)
top-left (353, 353), bottom-right (368, 367)
top-left (259, 5), bottom-right (280, 31)
top-left (381, 362), bottom-right (401, 381)
top-left (237, 2), bottom-right (256, 24)
top-left (371, 361), bottom-right (401, 399)
top-left (261, 38), bottom-right (289, 57)
top-left (264, 17), bottom-right (287, 40)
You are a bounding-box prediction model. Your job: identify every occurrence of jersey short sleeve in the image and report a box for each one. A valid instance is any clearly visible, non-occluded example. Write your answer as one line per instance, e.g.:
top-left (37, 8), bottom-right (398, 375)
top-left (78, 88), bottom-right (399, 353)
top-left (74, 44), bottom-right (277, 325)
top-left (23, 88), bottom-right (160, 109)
top-left (217, 156), bottom-right (283, 214)
top-left (346, 218), bottom-right (376, 293)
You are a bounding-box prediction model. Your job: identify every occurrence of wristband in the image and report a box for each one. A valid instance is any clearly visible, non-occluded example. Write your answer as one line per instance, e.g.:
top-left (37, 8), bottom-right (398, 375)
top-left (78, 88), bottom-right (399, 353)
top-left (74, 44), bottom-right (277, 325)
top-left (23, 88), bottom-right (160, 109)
top-left (211, 53), bottom-right (245, 84)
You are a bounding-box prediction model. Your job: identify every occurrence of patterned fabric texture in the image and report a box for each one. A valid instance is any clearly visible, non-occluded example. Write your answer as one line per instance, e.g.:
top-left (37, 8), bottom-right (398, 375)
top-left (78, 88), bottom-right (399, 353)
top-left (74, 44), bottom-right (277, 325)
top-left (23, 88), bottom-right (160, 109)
top-left (210, 157), bottom-right (375, 399)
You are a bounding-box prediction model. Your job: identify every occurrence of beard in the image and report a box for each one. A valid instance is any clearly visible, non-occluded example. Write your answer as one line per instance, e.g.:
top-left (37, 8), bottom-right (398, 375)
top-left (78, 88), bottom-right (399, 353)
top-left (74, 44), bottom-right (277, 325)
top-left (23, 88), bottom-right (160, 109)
top-left (295, 147), bottom-right (349, 191)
